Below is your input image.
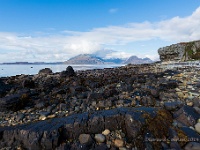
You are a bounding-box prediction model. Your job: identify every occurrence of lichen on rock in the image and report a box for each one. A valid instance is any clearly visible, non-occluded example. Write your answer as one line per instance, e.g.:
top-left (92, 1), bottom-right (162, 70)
top-left (158, 40), bottom-right (200, 62)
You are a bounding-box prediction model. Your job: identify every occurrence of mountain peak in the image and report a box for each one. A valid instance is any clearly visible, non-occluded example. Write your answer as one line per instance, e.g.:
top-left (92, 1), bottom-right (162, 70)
top-left (65, 54), bottom-right (105, 64)
top-left (123, 55), bottom-right (153, 64)
top-left (65, 53), bottom-right (153, 65)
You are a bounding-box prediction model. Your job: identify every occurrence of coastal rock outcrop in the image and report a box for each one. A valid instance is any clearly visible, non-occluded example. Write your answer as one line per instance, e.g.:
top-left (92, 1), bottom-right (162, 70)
top-left (1, 65), bottom-right (200, 149)
top-left (0, 107), bottom-right (173, 150)
top-left (158, 40), bottom-right (200, 61)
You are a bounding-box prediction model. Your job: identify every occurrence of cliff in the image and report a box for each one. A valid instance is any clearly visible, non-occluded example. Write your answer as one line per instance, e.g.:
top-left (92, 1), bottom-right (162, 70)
top-left (158, 40), bottom-right (200, 62)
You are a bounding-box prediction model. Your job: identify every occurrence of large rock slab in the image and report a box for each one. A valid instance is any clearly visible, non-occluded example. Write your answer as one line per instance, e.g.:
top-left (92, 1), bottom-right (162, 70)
top-left (0, 107), bottom-right (172, 150)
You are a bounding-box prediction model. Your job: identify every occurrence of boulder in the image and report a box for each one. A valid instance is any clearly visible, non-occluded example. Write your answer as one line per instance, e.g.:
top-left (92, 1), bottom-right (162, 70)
top-left (0, 79), bottom-right (12, 97)
top-left (0, 90), bottom-right (30, 112)
top-left (60, 66), bottom-right (76, 77)
top-left (38, 68), bottom-right (53, 75)
top-left (22, 78), bottom-right (35, 88)
top-left (173, 106), bottom-right (199, 126)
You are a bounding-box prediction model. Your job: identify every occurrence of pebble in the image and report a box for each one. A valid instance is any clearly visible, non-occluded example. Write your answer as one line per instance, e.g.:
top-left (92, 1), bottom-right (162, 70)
top-left (94, 134), bottom-right (106, 143)
top-left (102, 129), bottom-right (110, 136)
top-left (194, 122), bottom-right (200, 134)
top-left (114, 139), bottom-right (124, 148)
top-left (187, 101), bottom-right (193, 106)
top-left (79, 134), bottom-right (93, 145)
top-left (16, 114), bottom-right (25, 121)
top-left (47, 114), bottom-right (56, 119)
top-left (39, 115), bottom-right (46, 121)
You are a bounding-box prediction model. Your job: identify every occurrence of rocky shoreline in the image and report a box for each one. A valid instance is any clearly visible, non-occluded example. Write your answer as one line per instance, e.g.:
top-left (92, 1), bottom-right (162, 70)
top-left (0, 63), bottom-right (200, 150)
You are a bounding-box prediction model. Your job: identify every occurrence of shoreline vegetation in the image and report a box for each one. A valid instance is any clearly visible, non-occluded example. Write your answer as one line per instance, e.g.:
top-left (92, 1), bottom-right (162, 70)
top-left (0, 62), bottom-right (200, 149)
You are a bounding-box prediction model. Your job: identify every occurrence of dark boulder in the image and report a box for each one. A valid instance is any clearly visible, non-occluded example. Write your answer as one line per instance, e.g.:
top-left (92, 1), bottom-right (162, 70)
top-left (22, 78), bottom-right (35, 88)
top-left (164, 101), bottom-right (183, 111)
top-left (66, 66), bottom-right (76, 76)
top-left (38, 68), bottom-right (53, 75)
top-left (0, 90), bottom-right (30, 112)
top-left (173, 106), bottom-right (199, 126)
top-left (60, 66), bottom-right (76, 77)
top-left (0, 79), bottom-right (12, 97)
top-left (159, 80), bottom-right (178, 91)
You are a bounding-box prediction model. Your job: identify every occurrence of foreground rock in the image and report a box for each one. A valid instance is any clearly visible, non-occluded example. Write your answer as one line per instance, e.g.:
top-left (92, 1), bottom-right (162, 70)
top-left (0, 64), bottom-right (200, 149)
top-left (0, 107), bottom-right (173, 150)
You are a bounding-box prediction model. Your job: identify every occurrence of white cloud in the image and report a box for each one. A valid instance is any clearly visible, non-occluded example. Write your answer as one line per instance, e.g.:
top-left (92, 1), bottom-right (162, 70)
top-left (105, 51), bottom-right (133, 59)
top-left (109, 8), bottom-right (118, 14)
top-left (0, 6), bottom-right (200, 62)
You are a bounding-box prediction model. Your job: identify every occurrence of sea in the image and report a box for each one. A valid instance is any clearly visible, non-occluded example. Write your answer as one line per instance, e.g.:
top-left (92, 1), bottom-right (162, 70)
top-left (0, 64), bottom-right (125, 77)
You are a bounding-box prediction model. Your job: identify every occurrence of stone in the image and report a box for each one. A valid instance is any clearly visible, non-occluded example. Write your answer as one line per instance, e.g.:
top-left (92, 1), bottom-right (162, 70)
top-left (187, 101), bottom-right (193, 106)
top-left (114, 139), bottom-right (124, 148)
top-left (193, 98), bottom-right (200, 107)
top-left (164, 101), bottom-right (182, 111)
top-left (22, 79), bottom-right (35, 88)
top-left (94, 143), bottom-right (108, 150)
top-left (184, 142), bottom-right (200, 150)
top-left (94, 134), bottom-right (106, 143)
top-left (0, 79), bottom-right (11, 97)
top-left (102, 129), bottom-right (110, 136)
top-left (173, 106), bottom-right (199, 126)
top-left (35, 102), bottom-right (45, 109)
top-left (59, 103), bottom-right (67, 111)
top-left (150, 89), bottom-right (159, 98)
top-left (176, 92), bottom-right (184, 99)
top-left (0, 91), bottom-right (30, 112)
top-left (39, 115), bottom-right (46, 120)
top-left (38, 68), bottom-right (52, 75)
top-left (47, 114), bottom-right (56, 119)
top-left (194, 122), bottom-right (200, 134)
top-left (66, 66), bottom-right (76, 77)
top-left (170, 141), bottom-right (182, 150)
top-left (16, 113), bottom-right (25, 121)
top-left (79, 134), bottom-right (93, 145)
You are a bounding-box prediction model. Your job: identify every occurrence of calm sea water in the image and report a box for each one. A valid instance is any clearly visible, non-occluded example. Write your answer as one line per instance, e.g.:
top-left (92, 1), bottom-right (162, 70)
top-left (0, 64), bottom-right (124, 77)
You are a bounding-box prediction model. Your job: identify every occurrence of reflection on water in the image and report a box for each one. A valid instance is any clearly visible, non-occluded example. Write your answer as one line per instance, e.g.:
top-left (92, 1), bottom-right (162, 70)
top-left (0, 64), bottom-right (124, 77)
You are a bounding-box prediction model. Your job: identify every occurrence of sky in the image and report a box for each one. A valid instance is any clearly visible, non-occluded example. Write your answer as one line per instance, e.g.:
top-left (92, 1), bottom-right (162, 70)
top-left (0, 0), bottom-right (200, 62)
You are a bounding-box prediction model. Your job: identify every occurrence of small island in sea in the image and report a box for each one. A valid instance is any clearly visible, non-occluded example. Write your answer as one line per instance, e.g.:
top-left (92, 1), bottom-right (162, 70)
top-left (0, 40), bottom-right (200, 149)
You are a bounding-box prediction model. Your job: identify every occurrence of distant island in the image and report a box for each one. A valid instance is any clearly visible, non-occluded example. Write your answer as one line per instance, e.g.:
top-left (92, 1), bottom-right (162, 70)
top-left (64, 54), bottom-right (153, 64)
top-left (1, 54), bottom-right (153, 65)
top-left (1, 62), bottom-right (63, 65)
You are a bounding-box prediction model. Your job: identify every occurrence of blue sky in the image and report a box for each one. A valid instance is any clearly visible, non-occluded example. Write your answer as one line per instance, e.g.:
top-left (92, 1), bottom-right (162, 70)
top-left (0, 0), bottom-right (200, 62)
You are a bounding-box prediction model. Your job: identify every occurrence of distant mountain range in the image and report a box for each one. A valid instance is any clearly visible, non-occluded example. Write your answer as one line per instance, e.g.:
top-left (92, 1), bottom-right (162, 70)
top-left (123, 56), bottom-right (153, 64)
top-left (64, 54), bottom-right (153, 64)
top-left (1, 50), bottom-right (154, 65)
